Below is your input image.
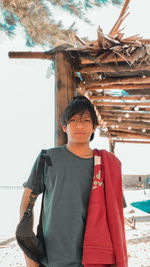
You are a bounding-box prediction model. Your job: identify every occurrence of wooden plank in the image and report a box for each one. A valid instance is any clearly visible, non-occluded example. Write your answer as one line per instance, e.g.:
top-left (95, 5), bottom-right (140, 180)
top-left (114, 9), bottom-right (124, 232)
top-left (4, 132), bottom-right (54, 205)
top-left (93, 101), bottom-right (150, 107)
top-left (98, 106), bottom-right (150, 112)
top-left (115, 140), bottom-right (150, 144)
top-left (109, 139), bottom-right (115, 154)
top-left (90, 95), bottom-right (150, 101)
top-left (101, 114), bottom-right (150, 123)
top-left (98, 111), bottom-right (150, 117)
top-left (79, 64), bottom-right (150, 74)
top-left (9, 51), bottom-right (54, 60)
top-left (55, 52), bottom-right (74, 146)
top-left (106, 121), bottom-right (150, 130)
top-left (84, 76), bottom-right (150, 88)
top-left (106, 131), bottom-right (150, 140)
top-left (85, 84), bottom-right (150, 90)
top-left (80, 56), bottom-right (124, 64)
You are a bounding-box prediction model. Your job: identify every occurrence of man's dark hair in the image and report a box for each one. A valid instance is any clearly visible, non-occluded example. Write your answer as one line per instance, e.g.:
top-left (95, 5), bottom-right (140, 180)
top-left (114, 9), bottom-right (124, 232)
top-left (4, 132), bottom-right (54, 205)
top-left (61, 95), bottom-right (99, 141)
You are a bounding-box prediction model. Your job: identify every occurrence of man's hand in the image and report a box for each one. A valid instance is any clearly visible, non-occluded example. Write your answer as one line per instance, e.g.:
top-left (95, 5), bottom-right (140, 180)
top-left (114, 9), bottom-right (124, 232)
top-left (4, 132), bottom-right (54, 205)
top-left (25, 254), bottom-right (39, 267)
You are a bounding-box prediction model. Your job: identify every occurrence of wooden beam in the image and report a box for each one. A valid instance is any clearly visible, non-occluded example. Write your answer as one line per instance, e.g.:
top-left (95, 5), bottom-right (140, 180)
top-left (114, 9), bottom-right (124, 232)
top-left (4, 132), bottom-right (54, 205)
top-left (93, 101), bottom-right (150, 107)
top-left (106, 121), bottom-right (150, 130)
top-left (104, 117), bottom-right (150, 123)
top-left (100, 130), bottom-right (150, 141)
top-left (109, 127), bottom-right (150, 134)
top-left (90, 95), bottom-right (150, 101)
top-left (79, 63), bottom-right (150, 74)
top-left (85, 84), bottom-right (150, 90)
top-left (83, 76), bottom-right (150, 89)
top-left (110, 130), bottom-right (150, 139)
top-left (125, 88), bottom-right (150, 95)
top-left (109, 136), bottom-right (115, 154)
top-left (98, 111), bottom-right (150, 117)
top-left (100, 113), bottom-right (150, 119)
top-left (9, 51), bottom-right (54, 60)
top-left (80, 55), bottom-right (124, 64)
top-left (98, 106), bottom-right (150, 112)
top-left (55, 52), bottom-right (74, 146)
top-left (114, 140), bottom-right (150, 144)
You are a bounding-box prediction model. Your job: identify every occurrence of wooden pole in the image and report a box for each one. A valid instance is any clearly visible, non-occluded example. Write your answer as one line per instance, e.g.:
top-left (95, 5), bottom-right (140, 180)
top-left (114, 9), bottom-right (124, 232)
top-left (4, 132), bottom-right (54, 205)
top-left (90, 95), bottom-right (150, 101)
top-left (98, 111), bottom-right (150, 118)
top-left (110, 131), bottom-right (150, 139)
top-left (81, 55), bottom-right (124, 64)
top-left (9, 51), bottom-right (54, 60)
top-left (106, 121), bottom-right (150, 130)
top-left (115, 140), bottom-right (150, 144)
top-left (82, 76), bottom-right (150, 88)
top-left (98, 106), bottom-right (150, 112)
top-left (109, 135), bottom-right (115, 153)
top-left (85, 84), bottom-right (150, 91)
top-left (55, 52), bottom-right (74, 147)
top-left (93, 101), bottom-right (150, 107)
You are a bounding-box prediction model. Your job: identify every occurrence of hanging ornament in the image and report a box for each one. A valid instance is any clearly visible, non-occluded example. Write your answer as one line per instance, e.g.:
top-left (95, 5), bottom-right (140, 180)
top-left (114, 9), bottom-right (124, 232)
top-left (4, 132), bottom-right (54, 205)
top-left (142, 128), bottom-right (146, 133)
top-left (134, 106), bottom-right (139, 111)
top-left (117, 117), bottom-right (122, 122)
top-left (128, 126), bottom-right (132, 130)
top-left (125, 113), bottom-right (130, 118)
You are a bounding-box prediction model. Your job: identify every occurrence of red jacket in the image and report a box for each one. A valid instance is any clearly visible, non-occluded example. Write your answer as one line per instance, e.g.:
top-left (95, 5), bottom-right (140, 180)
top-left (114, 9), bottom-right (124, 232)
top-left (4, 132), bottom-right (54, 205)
top-left (82, 149), bottom-right (128, 267)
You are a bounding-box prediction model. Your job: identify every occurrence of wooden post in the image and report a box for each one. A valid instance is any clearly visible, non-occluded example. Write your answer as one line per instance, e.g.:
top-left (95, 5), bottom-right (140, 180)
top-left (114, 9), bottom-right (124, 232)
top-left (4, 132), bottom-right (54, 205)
top-left (54, 52), bottom-right (74, 147)
top-left (109, 135), bottom-right (115, 154)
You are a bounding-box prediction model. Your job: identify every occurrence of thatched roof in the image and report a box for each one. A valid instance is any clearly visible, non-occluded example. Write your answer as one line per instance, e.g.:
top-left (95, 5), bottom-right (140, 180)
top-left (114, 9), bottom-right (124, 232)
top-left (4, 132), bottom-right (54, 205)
top-left (9, 0), bottom-right (150, 143)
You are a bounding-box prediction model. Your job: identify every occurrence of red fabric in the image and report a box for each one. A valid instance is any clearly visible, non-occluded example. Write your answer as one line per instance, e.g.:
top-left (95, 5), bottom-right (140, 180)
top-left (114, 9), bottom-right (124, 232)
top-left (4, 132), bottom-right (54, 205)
top-left (82, 150), bottom-right (128, 267)
top-left (85, 265), bottom-right (112, 267)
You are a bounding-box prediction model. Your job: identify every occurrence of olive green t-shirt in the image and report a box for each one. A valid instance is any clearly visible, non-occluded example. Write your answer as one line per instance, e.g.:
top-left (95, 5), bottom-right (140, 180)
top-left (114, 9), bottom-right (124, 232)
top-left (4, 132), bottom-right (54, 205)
top-left (24, 144), bottom-right (94, 267)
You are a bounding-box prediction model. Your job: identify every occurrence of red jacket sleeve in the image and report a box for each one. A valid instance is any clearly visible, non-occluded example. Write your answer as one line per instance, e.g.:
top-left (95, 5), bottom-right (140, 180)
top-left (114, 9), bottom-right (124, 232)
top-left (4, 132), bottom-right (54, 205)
top-left (101, 150), bottom-right (128, 267)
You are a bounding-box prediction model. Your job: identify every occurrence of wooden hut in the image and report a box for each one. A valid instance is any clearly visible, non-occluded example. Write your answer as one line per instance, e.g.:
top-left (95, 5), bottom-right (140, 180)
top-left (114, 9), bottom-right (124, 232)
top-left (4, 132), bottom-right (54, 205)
top-left (9, 0), bottom-right (150, 152)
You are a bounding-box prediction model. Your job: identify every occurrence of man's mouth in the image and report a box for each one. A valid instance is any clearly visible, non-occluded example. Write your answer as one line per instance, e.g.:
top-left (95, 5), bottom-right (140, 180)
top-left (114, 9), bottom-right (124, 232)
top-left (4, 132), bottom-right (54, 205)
top-left (74, 133), bottom-right (85, 135)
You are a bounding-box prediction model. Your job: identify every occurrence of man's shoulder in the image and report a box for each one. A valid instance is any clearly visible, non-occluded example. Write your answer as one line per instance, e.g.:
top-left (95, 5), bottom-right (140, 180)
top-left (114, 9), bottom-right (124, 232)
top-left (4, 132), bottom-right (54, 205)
top-left (46, 145), bottom-right (66, 157)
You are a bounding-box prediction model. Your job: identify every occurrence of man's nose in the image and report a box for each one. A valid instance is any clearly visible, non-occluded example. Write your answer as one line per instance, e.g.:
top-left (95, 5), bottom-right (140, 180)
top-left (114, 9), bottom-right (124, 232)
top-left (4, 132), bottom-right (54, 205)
top-left (76, 120), bottom-right (84, 127)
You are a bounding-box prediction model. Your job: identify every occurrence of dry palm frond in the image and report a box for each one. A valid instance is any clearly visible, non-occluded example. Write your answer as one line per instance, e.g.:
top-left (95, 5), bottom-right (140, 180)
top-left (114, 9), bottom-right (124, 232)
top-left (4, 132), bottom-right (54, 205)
top-left (0, 0), bottom-right (123, 46)
top-left (109, 0), bottom-right (130, 38)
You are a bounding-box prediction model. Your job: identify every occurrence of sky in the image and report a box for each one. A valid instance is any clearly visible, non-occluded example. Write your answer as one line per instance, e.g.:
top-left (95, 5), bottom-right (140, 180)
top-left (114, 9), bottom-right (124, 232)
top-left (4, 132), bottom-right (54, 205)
top-left (1, 0), bottom-right (150, 186)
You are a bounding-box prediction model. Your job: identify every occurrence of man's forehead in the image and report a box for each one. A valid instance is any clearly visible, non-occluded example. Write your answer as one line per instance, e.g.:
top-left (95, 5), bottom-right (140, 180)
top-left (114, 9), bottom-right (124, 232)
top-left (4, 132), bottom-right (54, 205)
top-left (72, 111), bottom-right (91, 117)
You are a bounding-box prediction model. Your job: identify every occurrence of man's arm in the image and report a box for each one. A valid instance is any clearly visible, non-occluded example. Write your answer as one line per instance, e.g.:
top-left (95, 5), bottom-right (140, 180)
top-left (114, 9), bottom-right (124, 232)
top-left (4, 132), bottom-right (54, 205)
top-left (20, 187), bottom-right (39, 267)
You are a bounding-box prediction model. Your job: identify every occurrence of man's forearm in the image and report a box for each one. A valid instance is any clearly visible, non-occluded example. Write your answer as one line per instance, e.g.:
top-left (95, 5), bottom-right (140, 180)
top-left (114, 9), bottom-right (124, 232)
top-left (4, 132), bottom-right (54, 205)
top-left (19, 188), bottom-right (37, 266)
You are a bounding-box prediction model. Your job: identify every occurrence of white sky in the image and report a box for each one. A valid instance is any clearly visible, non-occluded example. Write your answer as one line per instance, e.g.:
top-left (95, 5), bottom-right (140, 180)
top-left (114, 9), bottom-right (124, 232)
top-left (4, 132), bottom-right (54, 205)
top-left (0, 0), bottom-right (150, 186)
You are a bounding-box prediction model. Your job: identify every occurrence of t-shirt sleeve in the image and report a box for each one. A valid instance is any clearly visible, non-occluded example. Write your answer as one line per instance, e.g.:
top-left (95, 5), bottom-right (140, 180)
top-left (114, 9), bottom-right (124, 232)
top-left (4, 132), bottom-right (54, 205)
top-left (23, 151), bottom-right (45, 194)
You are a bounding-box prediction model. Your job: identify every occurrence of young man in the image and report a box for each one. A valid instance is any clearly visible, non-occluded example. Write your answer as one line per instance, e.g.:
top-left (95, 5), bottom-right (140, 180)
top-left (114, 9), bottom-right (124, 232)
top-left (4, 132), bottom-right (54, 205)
top-left (19, 95), bottom-right (127, 267)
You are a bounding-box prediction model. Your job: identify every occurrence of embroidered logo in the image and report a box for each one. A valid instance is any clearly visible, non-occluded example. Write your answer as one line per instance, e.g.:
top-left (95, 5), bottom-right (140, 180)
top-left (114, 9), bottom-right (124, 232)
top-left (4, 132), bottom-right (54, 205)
top-left (92, 155), bottom-right (104, 190)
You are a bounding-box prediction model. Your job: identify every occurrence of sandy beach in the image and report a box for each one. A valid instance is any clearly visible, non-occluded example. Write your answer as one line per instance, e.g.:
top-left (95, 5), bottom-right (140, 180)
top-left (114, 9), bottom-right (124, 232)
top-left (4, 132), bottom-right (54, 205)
top-left (0, 188), bottom-right (150, 267)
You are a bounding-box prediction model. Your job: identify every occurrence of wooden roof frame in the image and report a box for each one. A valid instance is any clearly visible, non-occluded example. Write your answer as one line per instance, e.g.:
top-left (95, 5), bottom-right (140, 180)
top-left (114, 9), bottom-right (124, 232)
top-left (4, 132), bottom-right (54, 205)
top-left (8, 0), bottom-right (150, 151)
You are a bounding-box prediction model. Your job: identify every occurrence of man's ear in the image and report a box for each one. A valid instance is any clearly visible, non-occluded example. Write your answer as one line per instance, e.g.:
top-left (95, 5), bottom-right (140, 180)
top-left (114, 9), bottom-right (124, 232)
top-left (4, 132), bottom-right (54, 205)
top-left (62, 125), bottom-right (67, 133)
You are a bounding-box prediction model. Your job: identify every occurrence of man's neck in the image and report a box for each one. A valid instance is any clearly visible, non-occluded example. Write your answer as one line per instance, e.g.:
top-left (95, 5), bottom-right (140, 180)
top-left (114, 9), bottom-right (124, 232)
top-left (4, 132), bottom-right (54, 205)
top-left (66, 143), bottom-right (93, 158)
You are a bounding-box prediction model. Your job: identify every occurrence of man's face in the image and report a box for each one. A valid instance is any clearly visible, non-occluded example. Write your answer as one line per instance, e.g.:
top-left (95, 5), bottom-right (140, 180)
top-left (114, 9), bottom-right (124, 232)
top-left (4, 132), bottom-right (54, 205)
top-left (62, 110), bottom-right (97, 144)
